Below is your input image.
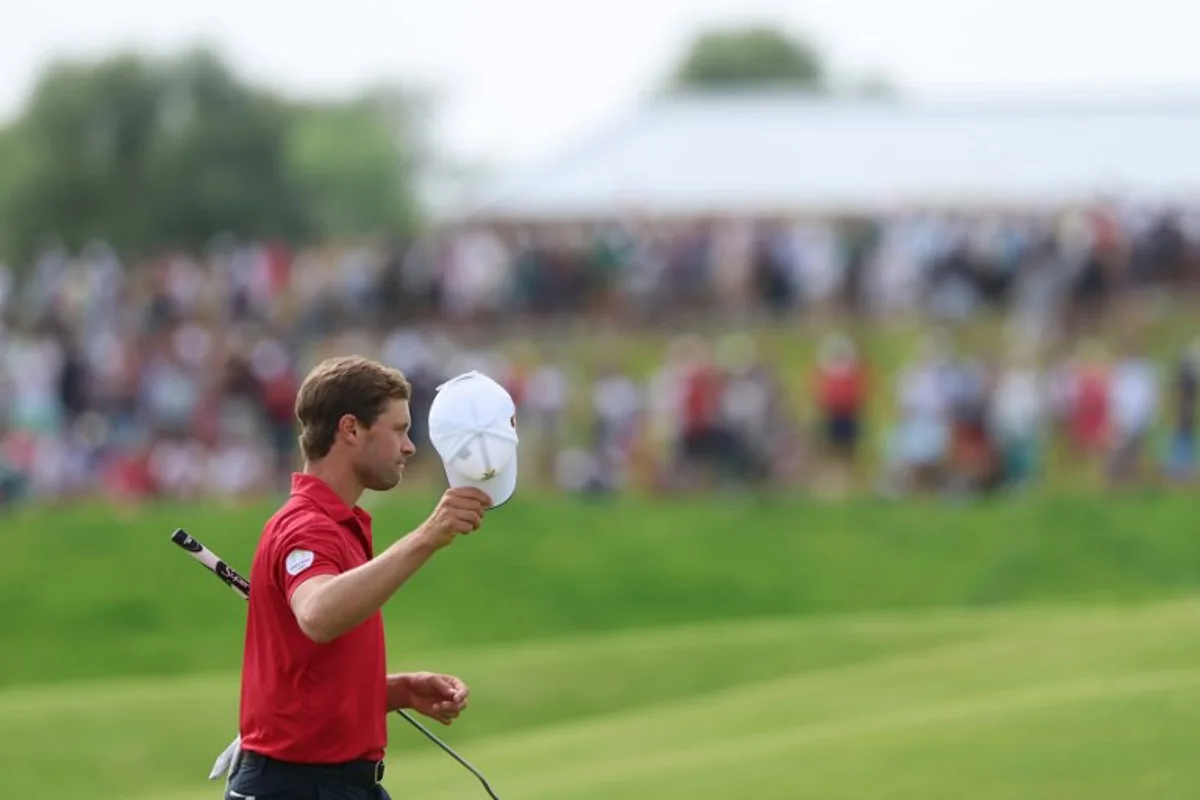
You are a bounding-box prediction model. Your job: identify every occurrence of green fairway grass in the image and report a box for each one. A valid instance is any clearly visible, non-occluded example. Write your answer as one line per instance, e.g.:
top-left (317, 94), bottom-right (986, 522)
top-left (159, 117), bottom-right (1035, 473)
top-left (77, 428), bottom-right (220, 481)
top-left (4, 599), bottom-right (1198, 799)
top-left (1, 494), bottom-right (1198, 797)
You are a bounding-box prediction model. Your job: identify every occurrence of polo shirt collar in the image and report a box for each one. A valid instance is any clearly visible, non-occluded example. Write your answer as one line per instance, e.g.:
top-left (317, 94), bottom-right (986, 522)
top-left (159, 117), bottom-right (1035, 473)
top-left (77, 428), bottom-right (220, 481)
top-left (290, 472), bottom-right (373, 528)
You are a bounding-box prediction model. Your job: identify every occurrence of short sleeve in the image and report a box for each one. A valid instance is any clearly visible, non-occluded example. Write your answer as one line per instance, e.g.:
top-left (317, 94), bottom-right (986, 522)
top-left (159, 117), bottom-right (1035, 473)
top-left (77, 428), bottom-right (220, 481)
top-left (274, 517), bottom-right (348, 603)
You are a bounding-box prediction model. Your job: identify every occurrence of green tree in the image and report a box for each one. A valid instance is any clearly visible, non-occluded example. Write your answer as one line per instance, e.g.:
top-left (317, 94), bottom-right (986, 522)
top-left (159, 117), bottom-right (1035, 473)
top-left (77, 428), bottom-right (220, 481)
top-left (140, 49), bottom-right (312, 250)
top-left (0, 47), bottom-right (424, 266)
top-left (669, 26), bottom-right (826, 91)
top-left (285, 89), bottom-right (424, 240)
top-left (0, 125), bottom-right (24, 262)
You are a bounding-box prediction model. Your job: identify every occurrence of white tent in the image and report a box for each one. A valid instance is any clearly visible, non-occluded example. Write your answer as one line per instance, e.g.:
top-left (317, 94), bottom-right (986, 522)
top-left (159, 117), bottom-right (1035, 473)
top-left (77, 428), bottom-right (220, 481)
top-left (445, 89), bottom-right (1200, 222)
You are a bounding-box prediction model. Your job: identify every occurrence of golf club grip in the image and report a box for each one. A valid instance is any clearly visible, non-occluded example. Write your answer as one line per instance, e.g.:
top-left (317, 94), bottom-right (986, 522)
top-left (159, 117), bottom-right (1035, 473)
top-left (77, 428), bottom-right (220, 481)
top-left (171, 528), bottom-right (251, 599)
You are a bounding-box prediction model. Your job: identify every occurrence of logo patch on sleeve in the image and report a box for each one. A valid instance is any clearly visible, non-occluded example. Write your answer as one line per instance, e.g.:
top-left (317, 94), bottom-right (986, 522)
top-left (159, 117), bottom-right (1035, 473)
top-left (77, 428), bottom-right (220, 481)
top-left (285, 549), bottom-right (315, 576)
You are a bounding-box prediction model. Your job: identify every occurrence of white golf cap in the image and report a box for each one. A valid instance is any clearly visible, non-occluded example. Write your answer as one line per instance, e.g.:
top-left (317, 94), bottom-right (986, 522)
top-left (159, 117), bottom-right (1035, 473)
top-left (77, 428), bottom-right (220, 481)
top-left (427, 370), bottom-right (519, 509)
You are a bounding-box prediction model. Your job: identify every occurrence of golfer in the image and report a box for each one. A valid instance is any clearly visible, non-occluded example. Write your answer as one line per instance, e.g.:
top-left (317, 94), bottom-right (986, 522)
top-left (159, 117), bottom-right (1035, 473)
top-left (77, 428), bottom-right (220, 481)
top-left (225, 355), bottom-right (498, 800)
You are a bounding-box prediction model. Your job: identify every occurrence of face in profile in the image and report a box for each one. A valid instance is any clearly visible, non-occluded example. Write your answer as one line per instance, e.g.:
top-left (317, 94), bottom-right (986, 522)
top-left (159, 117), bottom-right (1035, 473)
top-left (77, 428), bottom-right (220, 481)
top-left (352, 399), bottom-right (416, 491)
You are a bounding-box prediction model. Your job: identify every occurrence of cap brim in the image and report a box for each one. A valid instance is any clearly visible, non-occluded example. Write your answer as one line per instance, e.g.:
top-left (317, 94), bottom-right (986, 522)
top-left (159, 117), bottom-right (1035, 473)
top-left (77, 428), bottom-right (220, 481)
top-left (442, 456), bottom-right (517, 510)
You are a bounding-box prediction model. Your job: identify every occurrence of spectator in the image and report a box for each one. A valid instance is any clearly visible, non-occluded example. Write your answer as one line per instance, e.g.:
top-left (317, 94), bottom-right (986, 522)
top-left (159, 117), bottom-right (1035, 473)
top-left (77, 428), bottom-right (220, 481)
top-left (589, 364), bottom-right (642, 492)
top-left (715, 333), bottom-right (776, 486)
top-left (1107, 340), bottom-right (1160, 487)
top-left (1066, 340), bottom-right (1112, 459)
top-left (813, 333), bottom-right (867, 495)
top-left (673, 337), bottom-right (730, 489)
top-left (990, 343), bottom-right (1046, 489)
top-left (944, 349), bottom-right (1000, 495)
top-left (524, 362), bottom-right (570, 483)
top-left (1163, 342), bottom-right (1199, 482)
top-left (879, 333), bottom-right (954, 497)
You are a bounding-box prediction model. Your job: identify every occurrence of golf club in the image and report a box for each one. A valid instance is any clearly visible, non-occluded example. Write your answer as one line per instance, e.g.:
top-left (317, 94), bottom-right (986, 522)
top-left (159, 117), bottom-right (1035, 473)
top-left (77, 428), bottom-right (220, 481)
top-left (170, 528), bottom-right (503, 800)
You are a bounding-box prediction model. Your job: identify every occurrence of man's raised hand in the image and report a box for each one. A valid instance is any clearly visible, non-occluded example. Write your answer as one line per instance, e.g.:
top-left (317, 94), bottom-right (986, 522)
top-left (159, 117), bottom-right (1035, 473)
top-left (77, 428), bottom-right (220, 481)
top-left (420, 487), bottom-right (493, 548)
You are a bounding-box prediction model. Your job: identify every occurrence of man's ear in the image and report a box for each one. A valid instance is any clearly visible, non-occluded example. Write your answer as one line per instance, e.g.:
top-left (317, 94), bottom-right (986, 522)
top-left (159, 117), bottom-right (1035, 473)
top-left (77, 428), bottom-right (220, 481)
top-left (337, 414), bottom-right (360, 444)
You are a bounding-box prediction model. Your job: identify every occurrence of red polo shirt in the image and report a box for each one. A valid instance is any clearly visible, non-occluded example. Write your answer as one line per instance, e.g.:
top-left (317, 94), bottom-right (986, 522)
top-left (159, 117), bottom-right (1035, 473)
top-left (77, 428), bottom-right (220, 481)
top-left (238, 473), bottom-right (388, 764)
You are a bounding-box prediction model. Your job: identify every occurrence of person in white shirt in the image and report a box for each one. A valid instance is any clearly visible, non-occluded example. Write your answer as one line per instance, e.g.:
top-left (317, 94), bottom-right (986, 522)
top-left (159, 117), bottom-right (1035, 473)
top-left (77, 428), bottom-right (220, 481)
top-left (1107, 345), bottom-right (1159, 486)
top-left (990, 344), bottom-right (1046, 488)
top-left (879, 333), bottom-right (953, 496)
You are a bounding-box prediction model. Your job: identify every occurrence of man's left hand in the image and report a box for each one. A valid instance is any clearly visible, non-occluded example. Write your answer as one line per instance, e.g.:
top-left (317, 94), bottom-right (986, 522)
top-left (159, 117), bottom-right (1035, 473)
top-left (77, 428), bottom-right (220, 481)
top-left (387, 671), bottom-right (470, 725)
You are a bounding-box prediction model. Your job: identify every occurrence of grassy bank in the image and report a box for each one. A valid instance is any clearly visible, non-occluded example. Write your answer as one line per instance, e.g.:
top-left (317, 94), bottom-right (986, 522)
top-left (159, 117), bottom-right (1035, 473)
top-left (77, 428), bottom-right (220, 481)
top-left (2, 492), bottom-right (1197, 687)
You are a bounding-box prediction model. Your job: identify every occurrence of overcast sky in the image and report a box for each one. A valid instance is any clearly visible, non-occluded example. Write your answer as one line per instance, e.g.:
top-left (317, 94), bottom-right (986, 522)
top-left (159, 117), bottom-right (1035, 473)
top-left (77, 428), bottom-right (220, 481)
top-left (3, 0), bottom-right (1200, 170)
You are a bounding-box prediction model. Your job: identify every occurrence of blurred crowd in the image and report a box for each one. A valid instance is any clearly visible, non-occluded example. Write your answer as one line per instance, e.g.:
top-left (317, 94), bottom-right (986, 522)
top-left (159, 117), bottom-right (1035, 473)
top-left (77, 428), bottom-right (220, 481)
top-left (423, 201), bottom-right (1200, 326)
top-left (1, 199), bottom-right (1198, 508)
top-left (517, 327), bottom-right (1199, 501)
top-left (872, 331), bottom-right (1198, 498)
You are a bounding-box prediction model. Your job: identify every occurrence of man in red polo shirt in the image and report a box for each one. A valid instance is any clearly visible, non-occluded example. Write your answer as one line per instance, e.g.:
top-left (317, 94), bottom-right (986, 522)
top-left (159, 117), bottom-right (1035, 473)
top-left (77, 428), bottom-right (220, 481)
top-left (226, 355), bottom-right (494, 800)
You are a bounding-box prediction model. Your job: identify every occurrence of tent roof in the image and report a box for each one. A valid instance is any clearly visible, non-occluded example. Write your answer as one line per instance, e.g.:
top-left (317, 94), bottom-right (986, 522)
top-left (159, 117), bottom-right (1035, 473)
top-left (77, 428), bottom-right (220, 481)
top-left (449, 90), bottom-right (1200, 221)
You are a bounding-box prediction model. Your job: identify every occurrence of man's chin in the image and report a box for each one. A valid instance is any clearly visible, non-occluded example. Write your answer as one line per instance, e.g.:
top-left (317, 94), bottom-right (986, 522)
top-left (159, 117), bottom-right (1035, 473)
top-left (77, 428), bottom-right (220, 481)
top-left (365, 471), bottom-right (404, 492)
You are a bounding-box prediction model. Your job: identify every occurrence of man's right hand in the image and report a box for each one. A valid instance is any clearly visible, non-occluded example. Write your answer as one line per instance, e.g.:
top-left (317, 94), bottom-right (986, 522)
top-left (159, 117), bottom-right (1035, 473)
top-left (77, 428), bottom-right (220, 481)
top-left (418, 488), bottom-right (493, 549)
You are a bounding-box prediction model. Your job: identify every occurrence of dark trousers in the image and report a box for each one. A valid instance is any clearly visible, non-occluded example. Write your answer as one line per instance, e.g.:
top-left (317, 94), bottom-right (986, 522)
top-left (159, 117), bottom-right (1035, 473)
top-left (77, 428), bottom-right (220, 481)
top-left (225, 751), bottom-right (393, 800)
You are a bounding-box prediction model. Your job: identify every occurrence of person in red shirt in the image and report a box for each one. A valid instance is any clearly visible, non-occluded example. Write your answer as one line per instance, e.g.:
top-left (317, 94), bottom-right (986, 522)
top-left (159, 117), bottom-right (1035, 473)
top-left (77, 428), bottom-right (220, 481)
top-left (674, 340), bottom-right (729, 488)
top-left (1069, 346), bottom-right (1111, 457)
top-left (227, 355), bottom-right (493, 800)
top-left (814, 334), bottom-right (867, 494)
